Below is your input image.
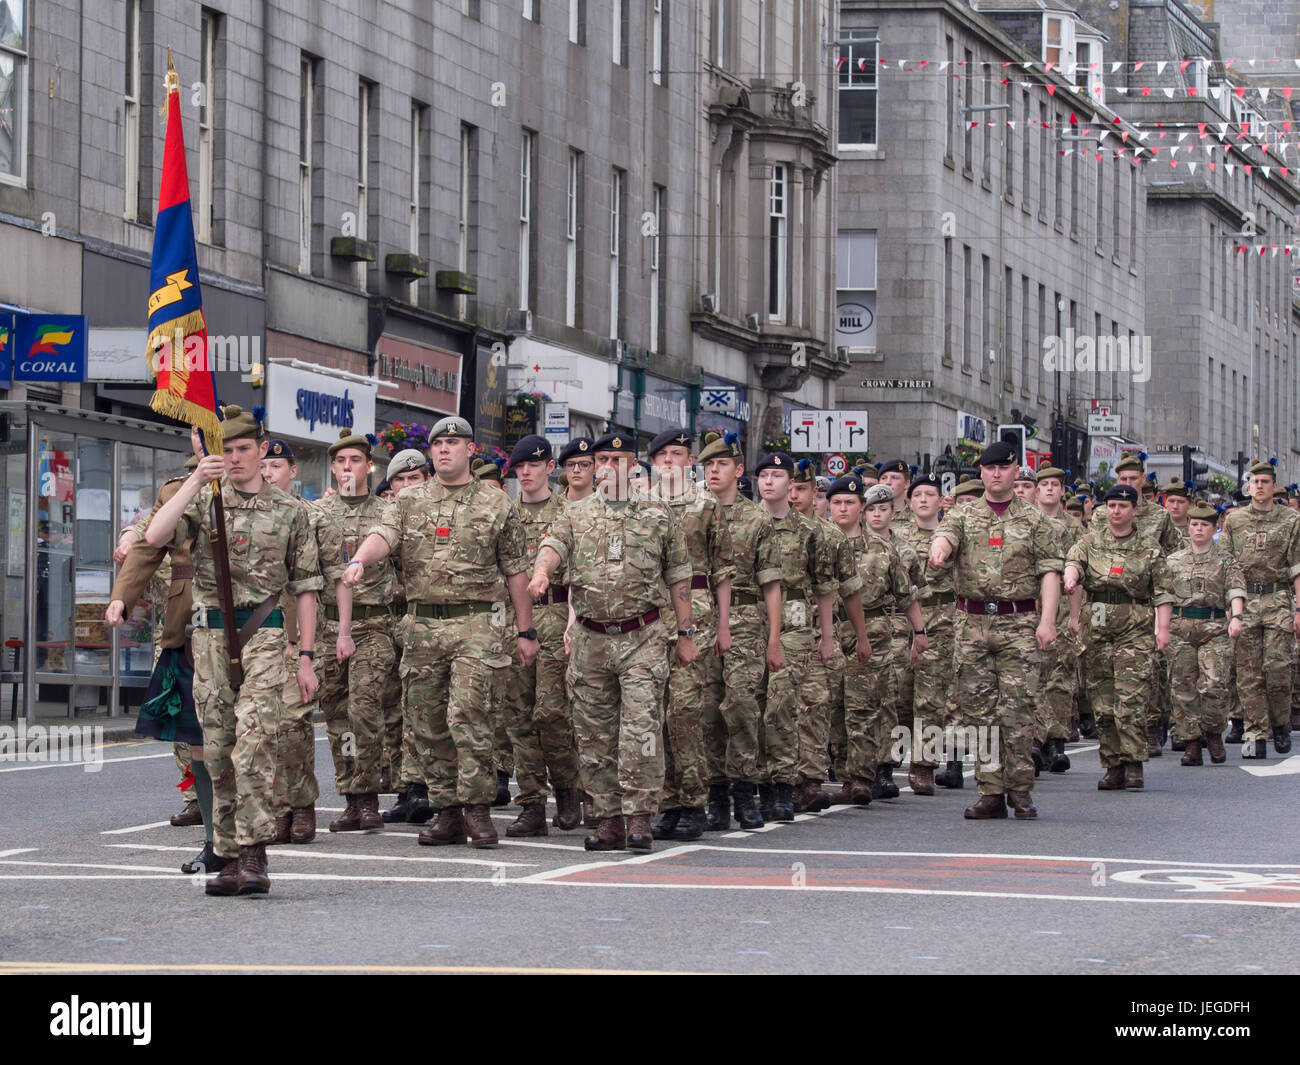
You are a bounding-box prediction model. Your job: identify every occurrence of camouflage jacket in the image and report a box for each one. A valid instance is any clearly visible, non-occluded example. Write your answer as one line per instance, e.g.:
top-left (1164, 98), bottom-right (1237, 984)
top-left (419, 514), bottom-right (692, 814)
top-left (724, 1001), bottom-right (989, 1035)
top-left (315, 492), bottom-right (395, 607)
top-left (371, 477), bottom-right (529, 605)
top-left (766, 509), bottom-right (837, 610)
top-left (720, 497), bottom-right (782, 598)
top-left (540, 492), bottom-right (692, 622)
top-left (1220, 503), bottom-right (1300, 586)
top-left (1157, 542), bottom-right (1247, 611)
top-left (176, 480), bottom-right (323, 612)
top-left (935, 496), bottom-right (1062, 601)
top-left (1089, 498), bottom-right (1181, 554)
top-left (648, 479), bottom-right (736, 589)
top-left (880, 528), bottom-right (923, 614)
top-left (515, 492), bottom-right (569, 593)
top-left (821, 516), bottom-right (865, 606)
top-left (1066, 527), bottom-right (1170, 640)
top-left (896, 520), bottom-right (953, 600)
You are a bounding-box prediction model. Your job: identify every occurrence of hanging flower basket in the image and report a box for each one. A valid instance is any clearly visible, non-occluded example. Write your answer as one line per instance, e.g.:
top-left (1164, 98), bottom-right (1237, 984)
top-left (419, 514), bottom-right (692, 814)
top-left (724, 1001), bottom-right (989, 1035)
top-left (378, 422), bottom-right (431, 456)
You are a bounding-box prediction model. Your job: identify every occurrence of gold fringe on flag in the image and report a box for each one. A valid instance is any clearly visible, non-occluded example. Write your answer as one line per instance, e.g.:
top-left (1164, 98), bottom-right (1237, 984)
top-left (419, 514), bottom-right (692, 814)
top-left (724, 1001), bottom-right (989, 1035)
top-left (146, 308), bottom-right (224, 453)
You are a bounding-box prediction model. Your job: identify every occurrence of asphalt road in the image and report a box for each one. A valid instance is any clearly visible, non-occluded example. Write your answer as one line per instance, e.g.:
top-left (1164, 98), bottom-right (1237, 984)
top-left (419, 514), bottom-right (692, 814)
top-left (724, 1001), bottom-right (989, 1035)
top-left (2, 725), bottom-right (1297, 975)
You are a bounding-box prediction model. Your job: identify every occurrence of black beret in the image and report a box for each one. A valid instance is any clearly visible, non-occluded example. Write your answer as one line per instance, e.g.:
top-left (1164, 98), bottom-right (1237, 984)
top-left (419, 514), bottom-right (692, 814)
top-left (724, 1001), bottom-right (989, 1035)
top-left (1104, 484), bottom-right (1139, 504)
top-left (509, 434), bottom-right (552, 468)
top-left (375, 479), bottom-right (391, 496)
top-left (826, 476), bottom-right (864, 500)
top-left (737, 475), bottom-right (754, 499)
top-left (265, 438), bottom-right (295, 462)
top-left (558, 437), bottom-right (593, 464)
top-left (978, 441), bottom-right (1018, 466)
top-left (592, 431), bottom-right (636, 455)
top-left (878, 459), bottom-right (909, 475)
top-left (907, 472), bottom-right (942, 497)
top-left (648, 427), bottom-right (693, 458)
top-left (754, 452), bottom-right (794, 474)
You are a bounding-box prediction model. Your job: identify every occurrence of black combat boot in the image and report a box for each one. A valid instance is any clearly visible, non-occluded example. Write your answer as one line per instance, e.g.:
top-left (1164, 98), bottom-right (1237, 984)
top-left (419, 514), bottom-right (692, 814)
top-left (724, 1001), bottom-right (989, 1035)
top-left (705, 783), bottom-right (731, 831)
top-left (1224, 718), bottom-right (1244, 743)
top-left (673, 808), bottom-right (706, 840)
top-left (758, 783), bottom-right (776, 822)
top-left (772, 783), bottom-right (795, 822)
top-left (492, 770), bottom-right (512, 807)
top-left (1273, 725), bottom-right (1292, 754)
top-left (1047, 739), bottom-right (1071, 773)
top-left (730, 782), bottom-right (764, 830)
top-left (651, 808), bottom-right (682, 840)
top-left (405, 781), bottom-right (433, 824)
top-left (871, 765), bottom-right (900, 800)
top-left (382, 791), bottom-right (412, 824)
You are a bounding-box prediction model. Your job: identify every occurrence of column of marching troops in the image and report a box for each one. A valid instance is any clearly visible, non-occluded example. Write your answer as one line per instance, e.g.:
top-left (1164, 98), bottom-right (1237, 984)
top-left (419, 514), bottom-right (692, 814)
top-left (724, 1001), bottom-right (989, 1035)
top-left (107, 404), bottom-right (1300, 896)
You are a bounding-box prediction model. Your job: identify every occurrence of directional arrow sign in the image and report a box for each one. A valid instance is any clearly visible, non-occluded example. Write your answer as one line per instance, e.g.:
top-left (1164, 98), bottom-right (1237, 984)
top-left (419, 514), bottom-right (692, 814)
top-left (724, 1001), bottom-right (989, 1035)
top-left (1239, 756), bottom-right (1300, 777)
top-left (789, 410), bottom-right (870, 452)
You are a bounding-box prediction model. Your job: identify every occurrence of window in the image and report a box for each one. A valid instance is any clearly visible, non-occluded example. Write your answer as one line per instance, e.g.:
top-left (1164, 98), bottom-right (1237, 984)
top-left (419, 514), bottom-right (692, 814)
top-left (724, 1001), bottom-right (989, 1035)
top-left (757, 0), bottom-right (765, 78)
top-left (1038, 102), bottom-right (1049, 218)
top-left (1003, 265), bottom-right (1013, 390)
top-left (1209, 223), bottom-right (1217, 316)
top-left (1112, 151), bottom-right (1121, 254)
top-left (1037, 284), bottom-right (1047, 398)
top-left (1020, 273), bottom-right (1031, 392)
top-left (609, 167), bottom-right (624, 338)
top-left (962, 244), bottom-right (972, 370)
top-left (768, 165), bottom-right (787, 321)
top-left (565, 149), bottom-right (581, 327)
top-left (1075, 39), bottom-right (1103, 102)
top-left (124, 0), bottom-right (142, 219)
top-left (1043, 14), bottom-right (1074, 71)
top-left (982, 66), bottom-right (991, 183)
top-left (945, 36), bottom-right (955, 160)
top-left (1003, 81), bottom-right (1014, 198)
top-left (198, 10), bottom-right (217, 242)
top-left (298, 56), bottom-right (316, 273)
top-left (650, 185), bottom-right (665, 353)
top-left (713, 0), bottom-right (727, 68)
top-left (1070, 143), bottom-right (1079, 237)
top-left (837, 30), bottom-right (878, 148)
top-left (0, 0), bottom-right (26, 182)
top-left (651, 0), bottom-right (663, 85)
top-left (835, 230), bottom-right (877, 350)
top-left (613, 0), bottom-right (627, 66)
top-left (1095, 152), bottom-right (1105, 251)
top-left (943, 237), bottom-right (954, 362)
top-left (1054, 109), bottom-right (1063, 227)
top-left (355, 81), bottom-right (373, 287)
top-left (1128, 164), bottom-right (1137, 265)
top-left (569, 0), bottom-right (584, 44)
top-left (1021, 89), bottom-right (1031, 207)
top-left (523, 0), bottom-right (534, 20)
top-left (712, 165), bottom-right (724, 307)
top-left (408, 104), bottom-right (426, 303)
top-left (981, 255), bottom-right (992, 374)
top-left (519, 130), bottom-right (534, 311)
top-left (457, 124), bottom-right (476, 316)
top-left (963, 49), bottom-right (973, 171)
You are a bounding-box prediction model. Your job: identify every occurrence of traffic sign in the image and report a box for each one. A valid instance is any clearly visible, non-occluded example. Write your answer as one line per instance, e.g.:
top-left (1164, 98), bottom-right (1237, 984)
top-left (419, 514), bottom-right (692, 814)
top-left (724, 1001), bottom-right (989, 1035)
top-left (789, 410), bottom-right (869, 453)
top-left (825, 453), bottom-right (847, 477)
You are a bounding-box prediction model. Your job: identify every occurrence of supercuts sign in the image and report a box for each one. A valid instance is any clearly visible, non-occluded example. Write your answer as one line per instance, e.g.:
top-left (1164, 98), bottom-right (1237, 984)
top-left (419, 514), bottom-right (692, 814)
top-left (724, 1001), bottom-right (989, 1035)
top-left (266, 361), bottom-right (377, 445)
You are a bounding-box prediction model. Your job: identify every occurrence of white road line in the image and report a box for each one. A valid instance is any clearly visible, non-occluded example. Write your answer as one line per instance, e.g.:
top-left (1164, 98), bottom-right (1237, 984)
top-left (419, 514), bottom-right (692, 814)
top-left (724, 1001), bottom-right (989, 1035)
top-left (104, 844), bottom-right (535, 869)
top-left (0, 848), bottom-right (38, 858)
top-left (101, 821), bottom-right (174, 835)
top-left (347, 831), bottom-right (589, 852)
top-left (1239, 755), bottom-right (1300, 777)
top-left (659, 846), bottom-right (1300, 870)
top-left (0, 751), bottom-right (175, 773)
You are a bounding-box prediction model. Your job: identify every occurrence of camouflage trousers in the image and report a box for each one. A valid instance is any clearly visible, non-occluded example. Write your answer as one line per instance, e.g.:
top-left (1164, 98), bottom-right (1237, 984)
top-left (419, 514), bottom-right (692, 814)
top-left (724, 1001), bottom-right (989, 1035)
top-left (886, 615), bottom-right (913, 765)
top-left (759, 626), bottom-right (815, 785)
top-left (842, 617), bottom-right (895, 780)
top-left (272, 661), bottom-right (318, 814)
top-left (173, 742), bottom-right (195, 808)
top-left (953, 611), bottom-right (1038, 797)
top-left (1036, 618), bottom-right (1076, 744)
top-left (1084, 613), bottom-right (1155, 769)
top-left (1168, 619), bottom-right (1233, 740)
top-left (193, 626), bottom-right (286, 857)
top-left (503, 604), bottom-right (580, 807)
top-left (795, 631), bottom-right (841, 785)
top-left (380, 645), bottom-right (404, 789)
top-left (399, 611), bottom-right (508, 809)
top-left (662, 608), bottom-right (722, 810)
top-left (567, 622), bottom-right (671, 818)
top-left (1236, 593), bottom-right (1294, 738)
top-left (1292, 637), bottom-right (1300, 713)
top-left (320, 614), bottom-right (395, 796)
top-left (1145, 646), bottom-right (1171, 733)
top-left (908, 610), bottom-right (956, 768)
top-left (703, 604), bottom-right (768, 784)
top-left (490, 670), bottom-right (514, 777)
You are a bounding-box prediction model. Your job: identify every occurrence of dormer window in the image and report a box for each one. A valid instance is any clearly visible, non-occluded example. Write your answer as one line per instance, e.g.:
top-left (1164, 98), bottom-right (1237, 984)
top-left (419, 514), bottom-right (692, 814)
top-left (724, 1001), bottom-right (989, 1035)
top-left (1075, 37), bottom-right (1104, 103)
top-left (1044, 14), bottom-right (1074, 72)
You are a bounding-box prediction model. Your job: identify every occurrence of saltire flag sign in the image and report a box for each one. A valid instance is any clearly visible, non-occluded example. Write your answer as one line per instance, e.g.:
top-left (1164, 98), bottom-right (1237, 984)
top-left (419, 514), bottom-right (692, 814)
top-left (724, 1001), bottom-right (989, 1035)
top-left (146, 56), bottom-right (223, 451)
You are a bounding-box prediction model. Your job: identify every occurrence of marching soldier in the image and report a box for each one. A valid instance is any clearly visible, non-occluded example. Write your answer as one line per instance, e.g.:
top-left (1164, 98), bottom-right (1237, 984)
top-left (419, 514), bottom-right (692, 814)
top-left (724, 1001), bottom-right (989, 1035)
top-left (929, 441), bottom-right (1061, 820)
top-left (1013, 467), bottom-right (1038, 505)
top-left (1162, 477), bottom-right (1192, 541)
top-left (145, 405), bottom-right (323, 896)
top-left (1159, 502), bottom-right (1246, 766)
top-left (1220, 458), bottom-right (1300, 757)
top-left (951, 475), bottom-right (984, 508)
top-left (558, 438), bottom-right (596, 502)
top-left (529, 432), bottom-right (695, 853)
top-left (315, 429), bottom-right (397, 834)
top-left (878, 459), bottom-right (911, 520)
top-left (698, 433), bottom-right (782, 830)
top-left (345, 416), bottom-right (538, 849)
top-left (1065, 484), bottom-right (1172, 791)
top-left (1089, 452), bottom-right (1180, 553)
top-left (647, 428), bottom-right (735, 840)
top-left (499, 434), bottom-right (583, 837)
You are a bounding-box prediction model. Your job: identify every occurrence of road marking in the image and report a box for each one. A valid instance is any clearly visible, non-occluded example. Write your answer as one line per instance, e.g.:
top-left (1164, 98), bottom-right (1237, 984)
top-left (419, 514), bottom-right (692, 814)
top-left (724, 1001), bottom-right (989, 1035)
top-left (0, 751), bottom-right (175, 773)
top-left (0, 848), bottom-right (38, 858)
top-left (0, 960), bottom-right (705, 976)
top-left (1239, 755), bottom-right (1300, 777)
top-left (103, 844), bottom-right (536, 869)
top-left (101, 821), bottom-right (174, 835)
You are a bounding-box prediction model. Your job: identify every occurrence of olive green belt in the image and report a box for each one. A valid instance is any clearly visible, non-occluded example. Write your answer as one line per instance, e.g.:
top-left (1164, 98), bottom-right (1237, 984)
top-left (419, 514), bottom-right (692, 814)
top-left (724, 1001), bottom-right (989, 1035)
top-left (324, 603), bottom-right (394, 622)
top-left (1092, 589), bottom-right (1151, 606)
top-left (407, 601), bottom-right (497, 620)
top-left (1172, 606), bottom-right (1227, 620)
top-left (205, 608), bottom-right (283, 630)
top-left (733, 590), bottom-right (760, 606)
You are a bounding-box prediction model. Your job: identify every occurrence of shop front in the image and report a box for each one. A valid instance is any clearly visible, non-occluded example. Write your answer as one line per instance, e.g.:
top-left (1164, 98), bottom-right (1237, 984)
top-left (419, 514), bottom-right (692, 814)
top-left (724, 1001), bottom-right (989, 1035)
top-left (0, 403), bottom-right (190, 721)
top-left (372, 333), bottom-right (461, 462)
top-left (610, 367), bottom-right (697, 453)
top-left (698, 372), bottom-right (752, 453)
top-left (506, 337), bottom-right (616, 445)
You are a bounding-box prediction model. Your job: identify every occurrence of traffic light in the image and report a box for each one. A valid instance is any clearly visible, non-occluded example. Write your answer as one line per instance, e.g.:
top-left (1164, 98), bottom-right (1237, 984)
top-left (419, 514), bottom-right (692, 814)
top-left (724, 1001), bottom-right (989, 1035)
top-left (997, 423), bottom-right (1028, 467)
top-left (1182, 444), bottom-right (1209, 490)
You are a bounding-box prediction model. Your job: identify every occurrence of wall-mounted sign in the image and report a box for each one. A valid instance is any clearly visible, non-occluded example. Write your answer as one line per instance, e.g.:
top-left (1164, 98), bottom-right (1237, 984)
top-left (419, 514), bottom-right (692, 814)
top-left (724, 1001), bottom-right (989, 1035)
top-left (375, 335), bottom-right (461, 415)
top-left (14, 314), bottom-right (88, 382)
top-left (265, 361), bottom-right (377, 446)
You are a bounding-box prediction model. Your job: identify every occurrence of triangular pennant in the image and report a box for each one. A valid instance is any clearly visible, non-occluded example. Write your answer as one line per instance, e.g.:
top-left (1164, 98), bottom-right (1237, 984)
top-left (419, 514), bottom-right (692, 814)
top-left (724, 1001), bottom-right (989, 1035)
top-left (1197, 123), bottom-right (1206, 136)
top-left (1046, 84), bottom-right (1056, 96)
top-left (1180, 59), bottom-right (1192, 73)
top-left (1162, 87), bottom-right (1175, 98)
top-left (1283, 88), bottom-right (1293, 102)
top-left (1187, 162), bottom-right (1198, 175)
top-left (1134, 61), bottom-right (1145, 73)
top-left (1178, 131), bottom-right (1190, 142)
top-left (1140, 87), bottom-right (1152, 96)
top-left (1262, 166), bottom-right (1271, 178)
top-left (1225, 163), bottom-right (1235, 175)
top-left (1110, 62), bottom-right (1122, 74)
top-left (938, 60), bottom-right (949, 71)
top-left (1259, 87), bottom-right (1270, 102)
top-left (1156, 61), bottom-right (1168, 75)
top-left (1234, 86), bottom-right (1246, 98)
top-left (1243, 164), bottom-right (1252, 174)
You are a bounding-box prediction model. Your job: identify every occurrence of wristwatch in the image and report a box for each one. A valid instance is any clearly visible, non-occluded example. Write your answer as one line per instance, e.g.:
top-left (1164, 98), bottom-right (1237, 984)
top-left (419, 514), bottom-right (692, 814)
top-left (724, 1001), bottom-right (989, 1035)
top-left (299, 649), bottom-right (315, 660)
top-left (517, 628), bottom-right (537, 641)
top-left (678, 627), bottom-right (696, 640)
top-left (913, 628), bottom-right (926, 636)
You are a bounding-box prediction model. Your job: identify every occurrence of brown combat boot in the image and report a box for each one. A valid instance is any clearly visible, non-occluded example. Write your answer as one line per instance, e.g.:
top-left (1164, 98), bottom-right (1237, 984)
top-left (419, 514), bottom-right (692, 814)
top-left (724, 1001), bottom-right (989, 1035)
top-left (791, 780), bottom-right (812, 813)
top-left (171, 800), bottom-right (202, 827)
top-left (850, 776), bottom-right (874, 805)
top-left (329, 796), bottom-right (362, 832)
top-left (418, 806), bottom-right (468, 846)
top-left (506, 803), bottom-right (548, 837)
top-left (464, 804), bottom-right (499, 848)
top-left (1007, 791), bottom-right (1038, 819)
top-left (1097, 766), bottom-right (1126, 790)
top-left (963, 793), bottom-right (1008, 819)
top-left (272, 811), bottom-right (292, 844)
top-left (583, 815), bottom-right (626, 851)
top-left (625, 814), bottom-right (654, 853)
top-left (580, 791), bottom-right (599, 827)
top-left (204, 854), bottom-right (241, 896)
top-left (357, 793), bottom-right (384, 832)
top-left (908, 765), bottom-right (936, 796)
top-left (1180, 739), bottom-right (1204, 766)
top-left (803, 781), bottom-right (830, 812)
top-left (1206, 730), bottom-right (1227, 764)
top-left (830, 779), bottom-right (856, 805)
top-left (553, 787), bottom-right (581, 830)
top-left (1124, 762), bottom-right (1144, 790)
top-left (1147, 726), bottom-right (1163, 757)
top-left (235, 843), bottom-right (270, 895)
top-left (290, 805), bottom-right (316, 844)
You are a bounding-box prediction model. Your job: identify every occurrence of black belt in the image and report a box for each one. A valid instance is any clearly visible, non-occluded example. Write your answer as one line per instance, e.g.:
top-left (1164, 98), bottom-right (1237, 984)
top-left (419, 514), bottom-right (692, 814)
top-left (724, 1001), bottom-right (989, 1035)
top-left (206, 608), bottom-right (284, 630)
top-left (1246, 581), bottom-right (1286, 595)
top-left (407, 601), bottom-right (498, 620)
top-left (578, 608), bottom-right (661, 635)
top-left (538, 586), bottom-right (570, 606)
top-left (956, 597), bottom-right (1037, 616)
top-left (1172, 606), bottom-right (1227, 620)
top-left (1092, 589), bottom-right (1151, 606)
top-left (324, 603), bottom-right (393, 622)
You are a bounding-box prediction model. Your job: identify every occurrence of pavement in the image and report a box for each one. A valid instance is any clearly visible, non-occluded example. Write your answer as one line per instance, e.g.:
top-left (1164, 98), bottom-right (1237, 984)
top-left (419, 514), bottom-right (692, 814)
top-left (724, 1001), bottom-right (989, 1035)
top-left (1, 726), bottom-right (1297, 975)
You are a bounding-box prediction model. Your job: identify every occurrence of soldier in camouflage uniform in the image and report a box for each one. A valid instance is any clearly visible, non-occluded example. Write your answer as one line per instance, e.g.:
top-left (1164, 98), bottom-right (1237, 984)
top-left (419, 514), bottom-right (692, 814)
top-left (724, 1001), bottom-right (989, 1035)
top-left (1220, 458), bottom-right (1300, 756)
top-left (829, 479), bottom-right (917, 803)
top-left (530, 431), bottom-right (696, 853)
top-left (347, 416), bottom-right (538, 849)
top-left (930, 440), bottom-right (1062, 820)
top-left (314, 429), bottom-right (397, 834)
top-left (754, 452), bottom-right (837, 822)
top-left (788, 459), bottom-right (865, 812)
top-left (146, 405), bottom-right (323, 896)
top-left (877, 459), bottom-right (911, 520)
top-left (499, 435), bottom-right (582, 838)
top-left (1013, 466), bottom-right (1039, 505)
top-left (647, 428), bottom-right (735, 840)
top-left (1157, 502), bottom-right (1246, 766)
top-left (895, 472), bottom-right (959, 793)
top-left (698, 433), bottom-right (783, 830)
top-left (379, 449), bottom-right (434, 825)
top-left (1065, 484), bottom-right (1172, 791)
